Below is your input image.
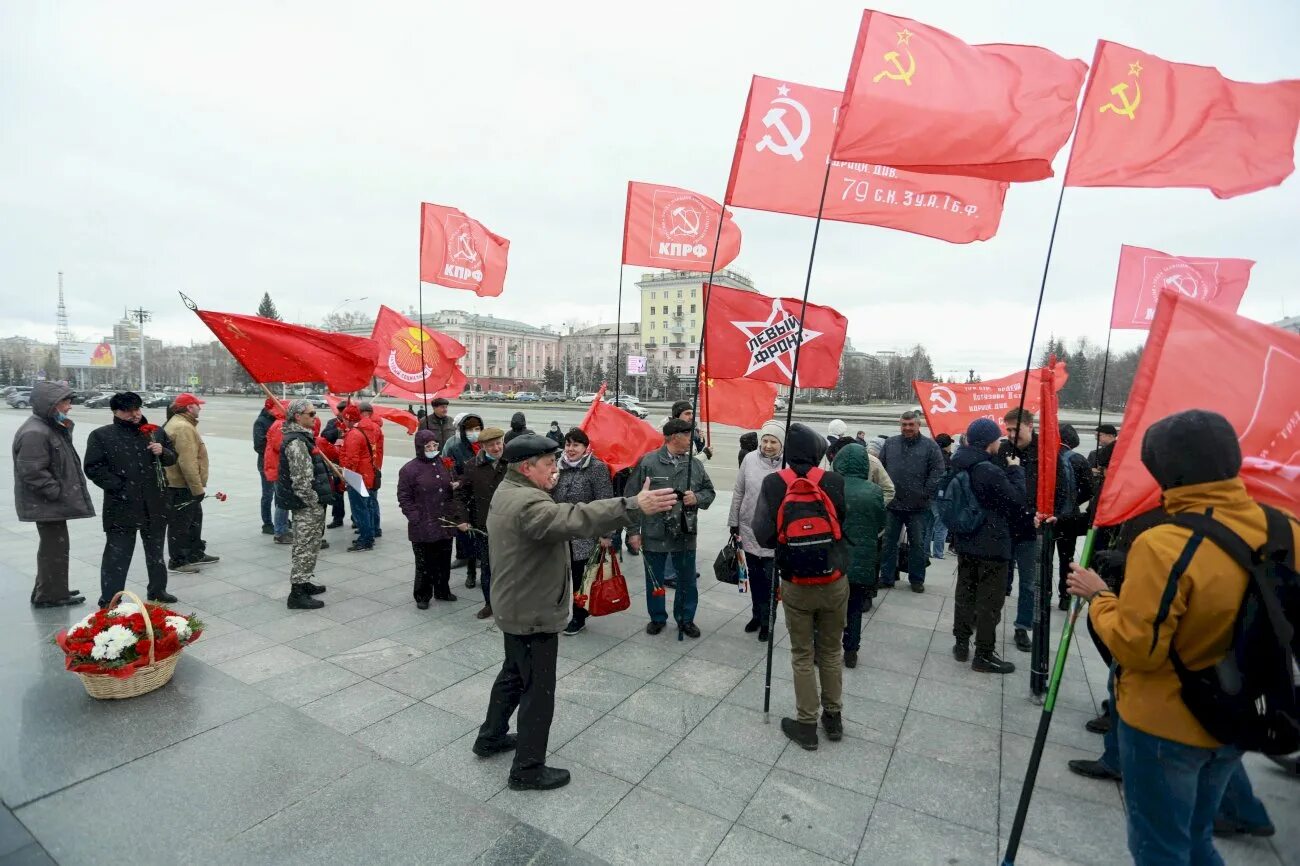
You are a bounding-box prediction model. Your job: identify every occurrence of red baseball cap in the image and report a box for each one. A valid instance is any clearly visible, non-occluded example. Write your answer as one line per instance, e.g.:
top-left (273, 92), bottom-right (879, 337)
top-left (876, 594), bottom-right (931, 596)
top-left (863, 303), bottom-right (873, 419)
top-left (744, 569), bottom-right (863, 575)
top-left (174, 393), bottom-right (205, 408)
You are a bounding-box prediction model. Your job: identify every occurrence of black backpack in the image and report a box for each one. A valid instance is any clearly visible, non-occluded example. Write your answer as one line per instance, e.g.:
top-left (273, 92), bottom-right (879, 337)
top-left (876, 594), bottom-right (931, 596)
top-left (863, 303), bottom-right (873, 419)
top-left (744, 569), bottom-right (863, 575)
top-left (1169, 506), bottom-right (1299, 755)
top-left (935, 467), bottom-right (985, 535)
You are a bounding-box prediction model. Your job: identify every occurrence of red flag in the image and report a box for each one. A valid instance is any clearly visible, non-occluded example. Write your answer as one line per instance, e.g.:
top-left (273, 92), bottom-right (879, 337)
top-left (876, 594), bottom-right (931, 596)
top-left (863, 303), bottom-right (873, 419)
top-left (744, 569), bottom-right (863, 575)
top-left (196, 309), bottom-right (378, 392)
top-left (1036, 359), bottom-right (1061, 520)
top-left (912, 363), bottom-right (1069, 438)
top-left (325, 394), bottom-right (418, 435)
top-left (370, 305), bottom-right (466, 395)
top-left (726, 76), bottom-right (1007, 243)
top-left (1094, 295), bottom-right (1300, 526)
top-left (702, 283), bottom-right (847, 388)
top-left (380, 366), bottom-right (468, 401)
top-left (1067, 41), bottom-right (1300, 199)
top-left (833, 11), bottom-right (1087, 181)
top-left (697, 370), bottom-right (777, 430)
top-left (622, 182), bottom-right (741, 272)
top-left (419, 203), bottom-right (510, 297)
top-left (1110, 245), bottom-right (1254, 330)
top-left (579, 386), bottom-right (663, 475)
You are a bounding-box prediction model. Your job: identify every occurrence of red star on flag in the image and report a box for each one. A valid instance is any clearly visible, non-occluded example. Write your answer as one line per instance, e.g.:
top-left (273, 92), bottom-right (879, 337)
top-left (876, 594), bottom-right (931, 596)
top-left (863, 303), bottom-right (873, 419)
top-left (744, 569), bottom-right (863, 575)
top-left (730, 298), bottom-right (824, 383)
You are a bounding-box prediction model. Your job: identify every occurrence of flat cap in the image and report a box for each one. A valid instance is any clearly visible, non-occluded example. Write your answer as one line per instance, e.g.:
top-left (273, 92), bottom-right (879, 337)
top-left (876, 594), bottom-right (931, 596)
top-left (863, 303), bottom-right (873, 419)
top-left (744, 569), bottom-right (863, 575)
top-left (503, 433), bottom-right (560, 464)
top-left (1096, 423), bottom-right (1118, 436)
top-left (663, 418), bottom-right (693, 436)
top-left (478, 426), bottom-right (506, 444)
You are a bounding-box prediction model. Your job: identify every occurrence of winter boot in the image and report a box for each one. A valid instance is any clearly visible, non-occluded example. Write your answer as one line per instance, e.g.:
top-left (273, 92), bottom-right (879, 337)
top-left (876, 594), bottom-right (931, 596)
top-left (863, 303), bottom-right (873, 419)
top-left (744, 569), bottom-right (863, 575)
top-left (781, 717), bottom-right (819, 751)
top-left (844, 651), bottom-right (858, 668)
top-left (821, 711), bottom-right (844, 742)
top-left (303, 582), bottom-right (327, 595)
top-left (287, 585), bottom-right (324, 610)
top-left (743, 617), bottom-right (760, 633)
top-left (953, 640), bottom-right (970, 662)
top-left (972, 650), bottom-right (1015, 674)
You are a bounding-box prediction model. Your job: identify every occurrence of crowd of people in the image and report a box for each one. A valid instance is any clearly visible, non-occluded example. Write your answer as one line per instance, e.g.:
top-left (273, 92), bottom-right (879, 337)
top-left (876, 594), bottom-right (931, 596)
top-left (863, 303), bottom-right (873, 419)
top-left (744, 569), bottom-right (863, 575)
top-left (11, 387), bottom-right (1295, 863)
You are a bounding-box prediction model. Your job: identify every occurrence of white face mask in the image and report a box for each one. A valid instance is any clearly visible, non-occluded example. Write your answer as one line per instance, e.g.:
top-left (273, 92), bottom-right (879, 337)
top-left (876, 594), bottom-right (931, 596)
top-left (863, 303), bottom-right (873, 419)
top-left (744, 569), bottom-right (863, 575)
top-left (467, 430), bottom-right (480, 443)
top-left (424, 448), bottom-right (438, 459)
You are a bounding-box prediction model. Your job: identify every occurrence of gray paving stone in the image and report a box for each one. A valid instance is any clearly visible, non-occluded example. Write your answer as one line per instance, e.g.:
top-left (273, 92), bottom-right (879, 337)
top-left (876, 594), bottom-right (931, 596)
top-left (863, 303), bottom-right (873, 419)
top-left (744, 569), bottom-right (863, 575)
top-left (909, 675), bottom-right (1004, 729)
top-left (878, 749), bottom-right (1000, 834)
top-left (198, 587), bottom-right (276, 614)
top-left (372, 654), bottom-right (478, 700)
top-left (578, 785), bottom-right (730, 865)
top-left (426, 670), bottom-right (500, 722)
top-left (285, 622), bottom-right (374, 658)
top-left (391, 615), bottom-right (494, 652)
top-left (683, 701), bottom-right (789, 764)
top-left (896, 708), bottom-right (1002, 774)
top-left (185, 628), bottom-right (276, 664)
top-left (0, 807), bottom-right (33, 858)
top-left (353, 701), bottom-right (477, 765)
top-left (312, 595), bottom-right (391, 624)
top-left (300, 680), bottom-right (415, 734)
top-left (836, 692), bottom-right (908, 747)
top-left (609, 682), bottom-right (719, 737)
top-left (1000, 731), bottom-right (1123, 809)
top-left (838, 663), bottom-right (918, 707)
top-left (414, 729), bottom-right (509, 803)
top-left (708, 825), bottom-right (839, 866)
top-left (0, 842), bottom-right (57, 865)
top-left (739, 767), bottom-right (874, 863)
top-left (1002, 694), bottom-right (1104, 752)
top-left (721, 669), bottom-right (798, 717)
top-left (347, 605), bottom-right (435, 639)
top-left (851, 637), bottom-right (929, 676)
top-left (249, 611), bottom-right (333, 644)
top-left (488, 759), bottom-right (631, 845)
top-left (555, 714), bottom-right (680, 784)
top-left (555, 629), bottom-right (623, 664)
top-left (589, 641), bottom-right (680, 680)
top-left (430, 630), bottom-right (509, 672)
top-left (251, 660), bottom-right (362, 707)
top-left (777, 731), bottom-right (893, 796)
top-left (857, 799), bottom-right (997, 865)
top-left (214, 644), bottom-right (319, 684)
top-left (641, 740), bottom-right (770, 821)
top-left (557, 663), bottom-right (645, 713)
top-left (222, 597), bottom-right (300, 627)
top-left (330, 571), bottom-right (406, 596)
top-left (686, 632), bottom-right (771, 671)
top-left (474, 822), bottom-right (607, 866)
top-left (998, 776), bottom-right (1129, 866)
top-left (859, 619), bottom-right (936, 651)
top-left (327, 637), bottom-right (424, 677)
top-left (918, 649), bottom-right (1006, 691)
top-left (655, 654), bottom-right (748, 697)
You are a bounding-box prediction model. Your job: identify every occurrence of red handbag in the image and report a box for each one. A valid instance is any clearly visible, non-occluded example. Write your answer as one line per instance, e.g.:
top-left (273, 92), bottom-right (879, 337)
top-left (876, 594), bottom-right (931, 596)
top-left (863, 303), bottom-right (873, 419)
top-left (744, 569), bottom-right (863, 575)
top-left (585, 552), bottom-right (631, 617)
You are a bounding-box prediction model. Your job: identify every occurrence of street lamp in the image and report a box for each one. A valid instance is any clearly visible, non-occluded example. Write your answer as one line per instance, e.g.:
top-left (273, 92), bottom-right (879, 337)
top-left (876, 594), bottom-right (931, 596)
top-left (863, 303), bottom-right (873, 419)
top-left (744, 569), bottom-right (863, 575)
top-left (327, 297), bottom-right (369, 319)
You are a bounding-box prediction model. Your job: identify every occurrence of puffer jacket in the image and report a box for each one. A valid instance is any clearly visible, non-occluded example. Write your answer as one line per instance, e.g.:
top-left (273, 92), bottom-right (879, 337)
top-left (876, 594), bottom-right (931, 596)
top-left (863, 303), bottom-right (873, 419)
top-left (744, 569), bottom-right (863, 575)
top-left (552, 451), bottom-right (615, 561)
top-left (879, 433), bottom-right (944, 512)
top-left (396, 430), bottom-right (465, 543)
top-left (832, 443), bottom-right (887, 585)
top-left (84, 415), bottom-right (177, 530)
top-left (418, 411), bottom-right (456, 449)
top-left (341, 417), bottom-right (382, 489)
top-left (947, 444), bottom-right (1026, 562)
top-left (262, 419), bottom-right (285, 482)
top-left (11, 382), bottom-right (95, 522)
top-left (728, 448), bottom-right (782, 557)
top-left (623, 445), bottom-right (716, 552)
top-left (459, 448), bottom-right (508, 531)
top-left (163, 411), bottom-right (209, 495)
top-left (442, 413), bottom-right (483, 473)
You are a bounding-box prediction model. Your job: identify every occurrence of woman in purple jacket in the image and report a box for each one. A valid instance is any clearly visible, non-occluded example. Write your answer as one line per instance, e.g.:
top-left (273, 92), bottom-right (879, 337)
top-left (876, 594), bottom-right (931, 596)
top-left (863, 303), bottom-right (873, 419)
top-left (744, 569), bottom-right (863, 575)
top-left (397, 430), bottom-right (468, 608)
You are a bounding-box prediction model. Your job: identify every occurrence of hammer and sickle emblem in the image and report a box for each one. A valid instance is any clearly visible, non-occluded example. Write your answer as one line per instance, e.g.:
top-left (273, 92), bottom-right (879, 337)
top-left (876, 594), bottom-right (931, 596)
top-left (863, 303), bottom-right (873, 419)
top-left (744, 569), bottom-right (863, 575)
top-left (222, 317), bottom-right (249, 340)
top-left (755, 97), bottom-right (812, 162)
top-left (930, 386), bottom-right (958, 414)
top-left (1099, 81), bottom-right (1141, 120)
top-left (872, 49), bottom-right (916, 86)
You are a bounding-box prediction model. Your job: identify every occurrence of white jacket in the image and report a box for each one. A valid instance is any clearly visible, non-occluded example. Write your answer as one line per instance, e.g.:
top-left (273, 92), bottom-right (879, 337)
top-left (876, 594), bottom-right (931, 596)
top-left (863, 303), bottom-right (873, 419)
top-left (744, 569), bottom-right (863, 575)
top-left (728, 449), bottom-right (782, 558)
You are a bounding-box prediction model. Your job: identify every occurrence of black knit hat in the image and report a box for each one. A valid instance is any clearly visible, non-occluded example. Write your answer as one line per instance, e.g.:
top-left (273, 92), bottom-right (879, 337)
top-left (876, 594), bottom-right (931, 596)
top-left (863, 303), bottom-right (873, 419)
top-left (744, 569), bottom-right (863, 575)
top-left (109, 391), bottom-right (142, 411)
top-left (1140, 409), bottom-right (1241, 490)
top-left (670, 400), bottom-right (692, 419)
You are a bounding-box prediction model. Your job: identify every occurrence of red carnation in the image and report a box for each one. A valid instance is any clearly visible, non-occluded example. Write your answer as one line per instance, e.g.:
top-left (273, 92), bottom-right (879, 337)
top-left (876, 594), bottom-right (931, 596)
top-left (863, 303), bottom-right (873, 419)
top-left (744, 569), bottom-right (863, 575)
top-left (139, 423), bottom-right (160, 437)
top-left (442, 457), bottom-right (455, 471)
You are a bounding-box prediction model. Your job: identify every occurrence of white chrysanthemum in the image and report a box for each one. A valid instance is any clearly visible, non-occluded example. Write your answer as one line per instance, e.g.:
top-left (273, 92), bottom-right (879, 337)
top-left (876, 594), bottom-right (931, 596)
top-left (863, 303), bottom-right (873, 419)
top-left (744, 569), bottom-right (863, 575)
top-left (165, 615), bottom-right (192, 641)
top-left (70, 613), bottom-right (95, 634)
top-left (90, 624), bottom-right (138, 661)
top-left (107, 602), bottom-right (140, 618)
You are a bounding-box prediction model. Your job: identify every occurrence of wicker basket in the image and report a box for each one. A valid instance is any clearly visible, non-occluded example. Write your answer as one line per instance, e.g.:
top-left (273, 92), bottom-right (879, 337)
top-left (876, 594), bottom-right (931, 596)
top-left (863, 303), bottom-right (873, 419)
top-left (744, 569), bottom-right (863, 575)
top-left (75, 590), bottom-right (183, 700)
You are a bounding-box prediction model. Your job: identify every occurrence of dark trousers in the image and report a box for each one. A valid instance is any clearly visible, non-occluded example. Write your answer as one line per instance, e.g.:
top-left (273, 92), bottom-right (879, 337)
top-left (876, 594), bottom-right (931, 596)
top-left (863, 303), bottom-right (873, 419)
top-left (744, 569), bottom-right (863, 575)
top-left (880, 508), bottom-right (930, 585)
top-left (843, 582), bottom-right (870, 652)
top-left (953, 554), bottom-right (1008, 654)
top-left (100, 522), bottom-right (168, 607)
top-left (747, 555), bottom-right (774, 626)
top-left (571, 557), bottom-right (589, 625)
top-left (477, 631), bottom-right (559, 777)
top-left (476, 534), bottom-right (492, 605)
top-left (1055, 533), bottom-right (1078, 600)
top-left (330, 490), bottom-right (345, 525)
top-left (166, 488), bottom-right (204, 565)
top-left (412, 539), bottom-right (453, 602)
top-left (33, 520), bottom-right (71, 603)
top-left (455, 529), bottom-right (473, 562)
top-left (258, 460), bottom-right (274, 527)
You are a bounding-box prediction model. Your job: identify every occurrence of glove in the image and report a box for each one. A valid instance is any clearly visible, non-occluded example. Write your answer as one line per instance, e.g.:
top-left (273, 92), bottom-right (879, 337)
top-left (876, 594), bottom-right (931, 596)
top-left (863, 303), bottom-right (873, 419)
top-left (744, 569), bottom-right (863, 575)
top-left (730, 526), bottom-right (740, 539)
top-left (703, 446), bottom-right (714, 460)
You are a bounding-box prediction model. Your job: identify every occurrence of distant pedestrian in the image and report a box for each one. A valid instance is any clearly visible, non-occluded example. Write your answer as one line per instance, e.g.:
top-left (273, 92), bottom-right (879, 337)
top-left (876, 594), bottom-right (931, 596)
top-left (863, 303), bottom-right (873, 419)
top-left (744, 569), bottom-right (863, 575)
top-left (398, 429), bottom-right (467, 608)
top-left (504, 411), bottom-right (531, 445)
top-left (878, 411), bottom-right (944, 591)
top-left (417, 397), bottom-right (455, 448)
top-left (11, 381), bottom-right (92, 607)
top-left (263, 416), bottom-right (293, 543)
top-left (546, 421), bottom-right (564, 445)
top-left (253, 397), bottom-right (283, 535)
top-left (737, 431), bottom-right (758, 467)
top-left (340, 404), bottom-right (380, 552)
top-left (278, 400), bottom-right (333, 609)
top-left (359, 403), bottom-right (385, 538)
top-left (163, 393), bottom-right (218, 572)
top-left (929, 433), bottom-right (954, 559)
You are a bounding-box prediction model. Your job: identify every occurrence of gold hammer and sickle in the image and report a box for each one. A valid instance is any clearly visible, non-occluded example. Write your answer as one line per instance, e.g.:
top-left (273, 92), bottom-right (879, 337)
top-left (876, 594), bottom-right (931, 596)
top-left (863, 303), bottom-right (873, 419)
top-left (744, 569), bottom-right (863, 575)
top-left (222, 317), bottom-right (249, 340)
top-left (1099, 81), bottom-right (1141, 120)
top-left (872, 49), bottom-right (915, 86)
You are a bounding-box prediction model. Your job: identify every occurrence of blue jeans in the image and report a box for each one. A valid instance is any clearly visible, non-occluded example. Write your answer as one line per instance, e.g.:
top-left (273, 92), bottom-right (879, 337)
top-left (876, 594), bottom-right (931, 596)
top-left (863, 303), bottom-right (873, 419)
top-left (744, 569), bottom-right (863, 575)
top-left (348, 488), bottom-right (375, 546)
top-left (880, 509), bottom-right (929, 585)
top-left (643, 550), bottom-right (697, 625)
top-left (259, 461), bottom-right (274, 526)
top-left (1118, 718), bottom-right (1241, 866)
top-left (1008, 537), bottom-right (1040, 632)
top-left (929, 503), bottom-right (948, 557)
top-left (1216, 761), bottom-right (1271, 830)
top-left (372, 496), bottom-right (382, 535)
top-left (1100, 666), bottom-right (1120, 773)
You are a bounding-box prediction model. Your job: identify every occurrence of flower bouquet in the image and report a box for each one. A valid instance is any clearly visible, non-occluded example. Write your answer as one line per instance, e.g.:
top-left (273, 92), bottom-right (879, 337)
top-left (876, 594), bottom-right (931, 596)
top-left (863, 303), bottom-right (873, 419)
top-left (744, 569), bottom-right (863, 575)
top-left (54, 591), bottom-right (204, 700)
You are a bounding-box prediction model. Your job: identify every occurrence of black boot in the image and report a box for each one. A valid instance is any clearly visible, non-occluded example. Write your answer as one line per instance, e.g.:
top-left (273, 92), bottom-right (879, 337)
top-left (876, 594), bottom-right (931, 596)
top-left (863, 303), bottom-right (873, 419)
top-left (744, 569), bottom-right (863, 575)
top-left (953, 640), bottom-right (970, 662)
top-left (472, 734), bottom-right (517, 758)
top-left (743, 617), bottom-right (760, 633)
top-left (303, 582), bottom-right (327, 596)
top-left (972, 650), bottom-right (1015, 674)
top-left (1014, 629), bottom-right (1032, 652)
top-left (781, 717), bottom-right (819, 751)
top-left (821, 711), bottom-right (843, 742)
top-left (844, 650), bottom-right (857, 668)
top-left (287, 585), bottom-right (324, 609)
top-left (465, 560), bottom-right (477, 589)
top-left (508, 766), bottom-right (571, 791)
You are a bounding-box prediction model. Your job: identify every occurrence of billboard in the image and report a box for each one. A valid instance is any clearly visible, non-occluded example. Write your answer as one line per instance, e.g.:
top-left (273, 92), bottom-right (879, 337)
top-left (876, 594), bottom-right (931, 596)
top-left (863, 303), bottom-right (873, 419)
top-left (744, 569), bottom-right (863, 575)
top-left (59, 341), bottom-right (118, 368)
top-left (626, 355), bottom-right (647, 375)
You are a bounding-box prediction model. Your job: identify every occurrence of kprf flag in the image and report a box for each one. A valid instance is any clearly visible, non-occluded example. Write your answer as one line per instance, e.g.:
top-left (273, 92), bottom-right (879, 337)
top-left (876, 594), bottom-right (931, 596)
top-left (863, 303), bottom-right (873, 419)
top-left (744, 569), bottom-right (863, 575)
top-left (703, 284), bottom-right (847, 388)
top-left (196, 309), bottom-right (379, 392)
top-left (697, 369), bottom-right (778, 431)
top-left (325, 394), bottom-right (419, 435)
top-left (369, 305), bottom-right (467, 395)
top-left (623, 182), bottom-right (741, 272)
top-left (380, 368), bottom-right (468, 401)
top-left (1036, 359), bottom-right (1062, 521)
top-left (1093, 294), bottom-right (1300, 526)
top-left (1110, 245), bottom-right (1254, 330)
top-left (1067, 41), bottom-right (1300, 198)
top-left (726, 76), bottom-right (1007, 243)
top-left (579, 386), bottom-right (663, 475)
top-left (833, 10), bottom-right (1087, 182)
top-left (913, 362), bottom-right (1069, 438)
top-left (419, 203), bottom-right (510, 297)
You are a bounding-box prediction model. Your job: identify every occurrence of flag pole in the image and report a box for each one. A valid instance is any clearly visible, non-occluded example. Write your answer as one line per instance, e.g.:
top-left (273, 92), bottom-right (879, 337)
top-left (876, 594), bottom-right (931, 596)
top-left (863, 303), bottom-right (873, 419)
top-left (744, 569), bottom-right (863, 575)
top-left (763, 156), bottom-right (835, 721)
top-left (417, 278), bottom-right (428, 411)
top-left (1094, 327), bottom-right (1114, 440)
top-left (613, 266), bottom-right (625, 405)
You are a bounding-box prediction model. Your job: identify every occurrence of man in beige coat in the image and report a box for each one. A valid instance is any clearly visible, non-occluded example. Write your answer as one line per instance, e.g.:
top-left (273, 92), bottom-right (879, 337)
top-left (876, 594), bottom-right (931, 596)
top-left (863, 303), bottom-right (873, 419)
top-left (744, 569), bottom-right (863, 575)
top-left (163, 393), bottom-right (218, 573)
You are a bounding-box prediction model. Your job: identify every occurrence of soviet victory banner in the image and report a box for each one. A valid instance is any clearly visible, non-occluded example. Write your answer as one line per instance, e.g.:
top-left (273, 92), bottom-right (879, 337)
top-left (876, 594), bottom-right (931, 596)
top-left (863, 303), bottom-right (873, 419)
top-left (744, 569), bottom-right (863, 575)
top-left (913, 363), bottom-right (1068, 438)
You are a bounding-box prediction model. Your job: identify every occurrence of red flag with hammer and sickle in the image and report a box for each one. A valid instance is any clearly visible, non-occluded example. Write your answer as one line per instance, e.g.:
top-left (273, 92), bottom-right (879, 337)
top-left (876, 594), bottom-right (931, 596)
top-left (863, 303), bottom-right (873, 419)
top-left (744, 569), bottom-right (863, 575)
top-left (419, 203), bottom-right (511, 297)
top-left (912, 363), bottom-right (1069, 438)
top-left (1093, 294), bottom-right (1300, 526)
top-left (833, 10), bottom-right (1087, 182)
top-left (1067, 41), bottom-right (1300, 199)
top-left (369, 305), bottom-right (466, 398)
top-left (622, 182), bottom-right (742, 272)
top-left (726, 76), bottom-right (1007, 243)
top-left (1110, 244), bottom-right (1254, 330)
top-left (195, 309), bottom-right (379, 392)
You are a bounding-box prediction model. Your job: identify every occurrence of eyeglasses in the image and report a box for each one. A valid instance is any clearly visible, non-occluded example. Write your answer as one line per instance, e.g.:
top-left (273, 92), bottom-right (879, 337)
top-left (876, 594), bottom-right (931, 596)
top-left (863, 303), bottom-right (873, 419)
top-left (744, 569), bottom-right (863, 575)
top-left (302, 411), bottom-right (317, 417)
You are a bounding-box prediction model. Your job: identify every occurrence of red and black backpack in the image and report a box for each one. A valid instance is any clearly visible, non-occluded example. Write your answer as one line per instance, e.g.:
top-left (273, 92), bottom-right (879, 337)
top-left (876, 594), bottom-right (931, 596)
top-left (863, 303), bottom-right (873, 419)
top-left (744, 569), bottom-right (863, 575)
top-left (775, 467), bottom-right (842, 584)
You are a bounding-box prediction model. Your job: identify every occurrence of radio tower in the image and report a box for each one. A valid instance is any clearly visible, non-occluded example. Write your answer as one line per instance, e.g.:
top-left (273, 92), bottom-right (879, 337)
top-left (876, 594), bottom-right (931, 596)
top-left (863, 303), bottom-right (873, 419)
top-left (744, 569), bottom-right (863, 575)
top-left (56, 272), bottom-right (72, 344)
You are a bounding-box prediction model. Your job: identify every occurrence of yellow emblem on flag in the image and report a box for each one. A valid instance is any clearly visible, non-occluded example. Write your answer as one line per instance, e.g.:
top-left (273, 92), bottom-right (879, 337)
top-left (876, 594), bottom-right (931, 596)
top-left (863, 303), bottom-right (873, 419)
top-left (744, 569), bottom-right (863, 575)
top-left (222, 317), bottom-right (250, 340)
top-left (873, 28), bottom-right (916, 86)
top-left (1099, 60), bottom-right (1143, 121)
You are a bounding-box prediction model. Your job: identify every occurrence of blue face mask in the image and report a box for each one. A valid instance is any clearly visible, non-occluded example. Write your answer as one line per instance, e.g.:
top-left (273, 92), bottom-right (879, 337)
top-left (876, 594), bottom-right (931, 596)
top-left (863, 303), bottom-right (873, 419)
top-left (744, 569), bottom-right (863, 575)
top-left (55, 411), bottom-right (69, 424)
top-left (484, 451), bottom-right (497, 462)
top-left (423, 448), bottom-right (438, 460)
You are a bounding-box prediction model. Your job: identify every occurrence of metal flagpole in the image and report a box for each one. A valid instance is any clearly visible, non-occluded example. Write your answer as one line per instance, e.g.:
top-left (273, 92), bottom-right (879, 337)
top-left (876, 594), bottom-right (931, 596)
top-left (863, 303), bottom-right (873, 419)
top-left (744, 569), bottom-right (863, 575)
top-left (763, 157), bottom-right (834, 721)
top-left (1094, 327), bottom-right (1115, 439)
top-left (417, 279), bottom-right (429, 411)
top-left (613, 267), bottom-right (625, 404)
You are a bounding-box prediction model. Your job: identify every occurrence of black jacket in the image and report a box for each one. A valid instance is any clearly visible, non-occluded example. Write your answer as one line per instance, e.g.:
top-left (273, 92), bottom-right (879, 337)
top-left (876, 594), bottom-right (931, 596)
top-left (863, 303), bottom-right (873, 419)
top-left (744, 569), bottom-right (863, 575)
top-left (322, 415), bottom-right (345, 446)
top-left (253, 408), bottom-right (276, 469)
top-left (997, 433), bottom-right (1074, 542)
top-left (879, 433), bottom-right (945, 512)
top-left (503, 412), bottom-right (531, 445)
top-left (458, 450), bottom-right (509, 531)
top-left (752, 423), bottom-right (848, 575)
top-left (83, 416), bottom-right (178, 531)
top-left (418, 412), bottom-right (455, 449)
top-left (948, 444), bottom-right (1026, 562)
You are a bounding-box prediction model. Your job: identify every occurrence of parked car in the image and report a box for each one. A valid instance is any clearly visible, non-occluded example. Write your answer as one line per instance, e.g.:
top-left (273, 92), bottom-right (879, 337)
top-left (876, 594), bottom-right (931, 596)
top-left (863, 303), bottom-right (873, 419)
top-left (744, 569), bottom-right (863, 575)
top-left (576, 392), bottom-right (600, 404)
top-left (514, 392), bottom-right (539, 402)
top-left (539, 391), bottom-right (566, 402)
top-left (604, 395), bottom-right (648, 419)
top-left (484, 391), bottom-right (505, 402)
top-left (6, 388), bottom-right (34, 409)
top-left (143, 392), bottom-right (172, 409)
top-left (298, 394), bottom-right (329, 409)
top-left (460, 390), bottom-right (485, 401)
top-left (82, 392), bottom-right (115, 410)
top-left (774, 396), bottom-right (788, 412)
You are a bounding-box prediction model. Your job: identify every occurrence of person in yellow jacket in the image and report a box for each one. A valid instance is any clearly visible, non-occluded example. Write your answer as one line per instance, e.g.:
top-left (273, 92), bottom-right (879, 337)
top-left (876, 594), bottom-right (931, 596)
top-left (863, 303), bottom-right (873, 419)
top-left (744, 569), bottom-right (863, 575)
top-left (163, 393), bottom-right (218, 573)
top-left (1067, 409), bottom-right (1300, 866)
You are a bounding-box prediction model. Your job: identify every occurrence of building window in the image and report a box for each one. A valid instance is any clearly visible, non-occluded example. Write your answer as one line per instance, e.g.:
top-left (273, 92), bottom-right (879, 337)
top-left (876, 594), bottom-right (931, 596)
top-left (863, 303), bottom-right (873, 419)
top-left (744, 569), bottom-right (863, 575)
top-left (691, 288), bottom-right (697, 297)
top-left (676, 305), bottom-right (683, 315)
top-left (690, 304), bottom-right (696, 313)
top-left (662, 320), bottom-right (667, 329)
top-left (677, 289), bottom-right (683, 298)
top-left (689, 350), bottom-right (696, 359)
top-left (651, 291), bottom-right (656, 299)
top-left (690, 319), bottom-right (696, 328)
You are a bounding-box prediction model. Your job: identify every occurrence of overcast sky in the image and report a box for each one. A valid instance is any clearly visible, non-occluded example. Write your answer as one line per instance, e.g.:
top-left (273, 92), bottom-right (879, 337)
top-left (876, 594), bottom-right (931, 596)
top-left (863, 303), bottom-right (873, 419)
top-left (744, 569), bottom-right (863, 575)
top-left (2, 1), bottom-right (1296, 379)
